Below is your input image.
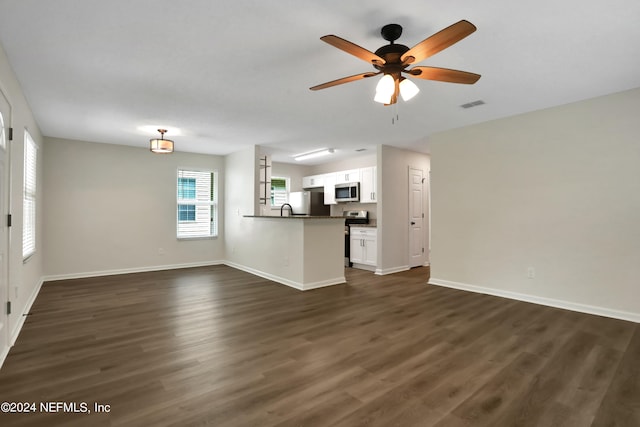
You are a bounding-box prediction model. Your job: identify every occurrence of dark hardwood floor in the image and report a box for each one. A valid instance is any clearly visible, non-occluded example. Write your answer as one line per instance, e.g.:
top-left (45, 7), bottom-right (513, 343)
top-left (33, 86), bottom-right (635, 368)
top-left (0, 265), bottom-right (638, 426)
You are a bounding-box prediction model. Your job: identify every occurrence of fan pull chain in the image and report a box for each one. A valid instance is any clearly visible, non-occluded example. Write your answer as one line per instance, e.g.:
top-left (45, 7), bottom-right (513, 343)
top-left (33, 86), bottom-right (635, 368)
top-left (391, 103), bottom-right (399, 124)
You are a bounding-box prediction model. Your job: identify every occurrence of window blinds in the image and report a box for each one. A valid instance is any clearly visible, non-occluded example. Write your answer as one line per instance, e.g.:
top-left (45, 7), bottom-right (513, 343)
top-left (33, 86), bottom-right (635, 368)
top-left (177, 169), bottom-right (217, 238)
top-left (23, 131), bottom-right (37, 259)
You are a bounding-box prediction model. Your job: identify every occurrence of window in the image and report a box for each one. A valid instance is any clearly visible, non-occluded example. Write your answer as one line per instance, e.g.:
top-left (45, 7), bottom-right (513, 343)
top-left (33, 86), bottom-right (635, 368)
top-left (23, 130), bottom-right (37, 259)
top-left (177, 169), bottom-right (217, 238)
top-left (271, 176), bottom-right (289, 207)
top-left (178, 177), bottom-right (196, 199)
top-left (178, 204), bottom-right (196, 221)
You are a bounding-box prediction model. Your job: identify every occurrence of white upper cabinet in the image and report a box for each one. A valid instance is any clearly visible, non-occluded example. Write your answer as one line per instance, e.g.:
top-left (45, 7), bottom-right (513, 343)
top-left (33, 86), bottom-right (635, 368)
top-left (303, 165), bottom-right (376, 204)
top-left (335, 169), bottom-right (361, 184)
top-left (359, 166), bottom-right (377, 203)
top-left (302, 174), bottom-right (325, 188)
top-left (323, 173), bottom-right (336, 204)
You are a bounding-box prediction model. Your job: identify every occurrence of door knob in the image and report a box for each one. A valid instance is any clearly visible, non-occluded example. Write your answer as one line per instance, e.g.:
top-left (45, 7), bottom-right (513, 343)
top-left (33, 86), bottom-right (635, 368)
top-left (410, 222), bottom-right (416, 225)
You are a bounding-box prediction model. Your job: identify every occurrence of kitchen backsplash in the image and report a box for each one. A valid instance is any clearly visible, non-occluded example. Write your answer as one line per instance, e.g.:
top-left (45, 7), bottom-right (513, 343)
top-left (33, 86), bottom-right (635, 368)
top-left (330, 202), bottom-right (377, 219)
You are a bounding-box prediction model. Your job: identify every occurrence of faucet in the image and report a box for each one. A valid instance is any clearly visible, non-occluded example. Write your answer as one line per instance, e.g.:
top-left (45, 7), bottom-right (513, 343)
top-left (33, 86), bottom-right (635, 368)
top-left (280, 203), bottom-right (294, 217)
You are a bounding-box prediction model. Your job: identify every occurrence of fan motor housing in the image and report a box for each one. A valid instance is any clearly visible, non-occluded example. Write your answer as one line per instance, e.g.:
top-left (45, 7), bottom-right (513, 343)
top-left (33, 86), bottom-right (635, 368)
top-left (373, 43), bottom-right (410, 71)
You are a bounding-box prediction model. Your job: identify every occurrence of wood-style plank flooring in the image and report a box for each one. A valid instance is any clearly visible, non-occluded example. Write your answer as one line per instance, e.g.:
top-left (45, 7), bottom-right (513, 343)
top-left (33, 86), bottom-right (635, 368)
top-left (0, 265), bottom-right (638, 426)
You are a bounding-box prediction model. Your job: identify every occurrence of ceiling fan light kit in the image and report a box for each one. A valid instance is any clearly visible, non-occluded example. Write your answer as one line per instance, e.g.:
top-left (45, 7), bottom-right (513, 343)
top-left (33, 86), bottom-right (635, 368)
top-left (399, 78), bottom-right (420, 102)
top-left (374, 74), bottom-right (395, 104)
top-left (311, 20), bottom-right (481, 106)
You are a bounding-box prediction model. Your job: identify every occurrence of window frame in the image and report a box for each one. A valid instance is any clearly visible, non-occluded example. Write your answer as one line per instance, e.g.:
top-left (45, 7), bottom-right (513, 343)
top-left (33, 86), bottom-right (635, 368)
top-left (176, 168), bottom-right (218, 240)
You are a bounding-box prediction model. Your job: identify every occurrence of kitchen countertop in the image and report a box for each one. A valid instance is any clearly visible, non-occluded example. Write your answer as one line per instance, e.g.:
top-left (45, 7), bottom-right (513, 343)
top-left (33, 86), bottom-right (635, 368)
top-left (349, 223), bottom-right (377, 228)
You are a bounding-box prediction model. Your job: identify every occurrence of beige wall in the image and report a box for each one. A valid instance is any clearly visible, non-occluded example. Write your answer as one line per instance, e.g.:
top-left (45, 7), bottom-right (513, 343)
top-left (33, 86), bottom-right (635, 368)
top-left (429, 87), bottom-right (640, 321)
top-left (309, 152), bottom-right (377, 175)
top-left (223, 146), bottom-right (258, 264)
top-left (43, 137), bottom-right (226, 278)
top-left (378, 145), bottom-right (430, 274)
top-left (272, 161), bottom-right (309, 193)
top-left (258, 161), bottom-right (310, 216)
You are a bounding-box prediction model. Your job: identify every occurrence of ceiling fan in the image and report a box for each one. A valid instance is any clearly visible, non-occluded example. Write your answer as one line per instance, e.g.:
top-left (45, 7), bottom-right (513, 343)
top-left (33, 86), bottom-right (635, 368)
top-left (310, 20), bottom-right (481, 105)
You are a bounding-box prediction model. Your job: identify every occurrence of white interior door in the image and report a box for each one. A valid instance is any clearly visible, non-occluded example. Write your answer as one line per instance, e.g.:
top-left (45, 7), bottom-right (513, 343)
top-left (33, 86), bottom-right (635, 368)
top-left (409, 167), bottom-right (425, 268)
top-left (0, 88), bottom-right (11, 361)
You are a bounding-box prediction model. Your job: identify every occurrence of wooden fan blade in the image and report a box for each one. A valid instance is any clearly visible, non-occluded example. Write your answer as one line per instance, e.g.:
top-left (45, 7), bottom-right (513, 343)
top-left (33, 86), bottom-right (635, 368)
top-left (401, 20), bottom-right (476, 65)
top-left (320, 35), bottom-right (386, 65)
top-left (310, 72), bottom-right (379, 91)
top-left (407, 66), bottom-right (481, 84)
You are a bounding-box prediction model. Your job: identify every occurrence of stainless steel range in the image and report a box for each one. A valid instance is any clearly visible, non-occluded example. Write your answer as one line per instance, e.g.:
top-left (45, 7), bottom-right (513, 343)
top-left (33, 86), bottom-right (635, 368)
top-left (343, 210), bottom-right (369, 267)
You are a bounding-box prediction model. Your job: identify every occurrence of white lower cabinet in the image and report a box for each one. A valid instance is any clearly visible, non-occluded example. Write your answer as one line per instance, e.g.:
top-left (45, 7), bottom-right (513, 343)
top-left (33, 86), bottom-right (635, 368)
top-left (349, 227), bottom-right (377, 269)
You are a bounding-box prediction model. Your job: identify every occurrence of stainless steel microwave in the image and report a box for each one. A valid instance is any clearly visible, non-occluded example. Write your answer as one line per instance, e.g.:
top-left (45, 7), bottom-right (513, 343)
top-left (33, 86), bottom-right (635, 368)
top-left (335, 182), bottom-right (359, 202)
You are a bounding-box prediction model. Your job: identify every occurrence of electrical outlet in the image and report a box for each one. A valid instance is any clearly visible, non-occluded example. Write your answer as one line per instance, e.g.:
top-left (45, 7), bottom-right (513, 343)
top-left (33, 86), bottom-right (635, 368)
top-left (283, 256), bottom-right (289, 267)
top-left (158, 247), bottom-right (165, 255)
top-left (527, 267), bottom-right (535, 279)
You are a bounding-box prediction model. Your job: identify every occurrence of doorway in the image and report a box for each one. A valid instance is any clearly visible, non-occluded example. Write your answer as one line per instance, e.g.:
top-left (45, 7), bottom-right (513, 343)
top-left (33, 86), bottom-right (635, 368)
top-left (408, 167), bottom-right (426, 268)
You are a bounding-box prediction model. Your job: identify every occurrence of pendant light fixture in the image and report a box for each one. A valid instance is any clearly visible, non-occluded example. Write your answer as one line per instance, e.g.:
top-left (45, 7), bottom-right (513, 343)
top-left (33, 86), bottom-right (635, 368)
top-left (149, 129), bottom-right (174, 154)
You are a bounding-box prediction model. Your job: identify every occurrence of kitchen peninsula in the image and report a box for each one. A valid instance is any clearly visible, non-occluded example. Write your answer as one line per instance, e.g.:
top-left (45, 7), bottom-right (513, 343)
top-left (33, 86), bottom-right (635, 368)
top-left (240, 215), bottom-right (346, 290)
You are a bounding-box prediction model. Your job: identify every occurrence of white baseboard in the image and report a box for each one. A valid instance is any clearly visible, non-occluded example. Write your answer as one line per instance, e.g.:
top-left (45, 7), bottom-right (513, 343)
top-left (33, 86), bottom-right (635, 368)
top-left (0, 346), bottom-right (8, 370)
top-left (224, 261), bottom-right (345, 291)
top-left (43, 259), bottom-right (346, 292)
top-left (429, 278), bottom-right (640, 324)
top-left (10, 277), bottom-right (44, 346)
top-left (301, 277), bottom-right (347, 291)
top-left (1, 277), bottom-right (45, 369)
top-left (42, 260), bottom-right (225, 282)
top-left (375, 265), bottom-right (410, 276)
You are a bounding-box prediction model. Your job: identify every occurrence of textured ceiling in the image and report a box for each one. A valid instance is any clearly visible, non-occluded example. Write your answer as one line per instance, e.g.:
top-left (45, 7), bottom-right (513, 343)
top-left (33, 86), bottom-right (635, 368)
top-left (1, 0), bottom-right (639, 164)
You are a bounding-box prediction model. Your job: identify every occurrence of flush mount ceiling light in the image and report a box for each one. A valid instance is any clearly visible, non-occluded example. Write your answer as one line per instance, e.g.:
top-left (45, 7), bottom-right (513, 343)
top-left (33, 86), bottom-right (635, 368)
top-left (310, 21), bottom-right (481, 105)
top-left (293, 148), bottom-right (335, 161)
top-left (149, 129), bottom-right (174, 154)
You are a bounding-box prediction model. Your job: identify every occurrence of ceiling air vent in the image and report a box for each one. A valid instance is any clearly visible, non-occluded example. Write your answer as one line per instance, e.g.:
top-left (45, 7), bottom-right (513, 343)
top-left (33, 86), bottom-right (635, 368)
top-left (460, 100), bottom-right (485, 109)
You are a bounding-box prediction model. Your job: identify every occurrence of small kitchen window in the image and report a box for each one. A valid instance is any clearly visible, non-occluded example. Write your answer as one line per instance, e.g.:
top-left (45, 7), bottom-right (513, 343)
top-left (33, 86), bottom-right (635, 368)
top-left (271, 176), bottom-right (289, 208)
